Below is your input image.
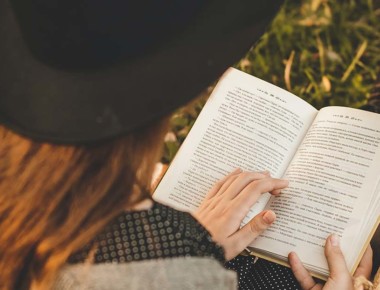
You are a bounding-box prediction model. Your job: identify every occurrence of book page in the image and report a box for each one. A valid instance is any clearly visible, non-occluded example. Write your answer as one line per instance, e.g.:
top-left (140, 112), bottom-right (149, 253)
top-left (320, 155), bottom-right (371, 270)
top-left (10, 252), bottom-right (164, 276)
top-left (252, 106), bottom-right (380, 275)
top-left (154, 68), bottom-right (317, 224)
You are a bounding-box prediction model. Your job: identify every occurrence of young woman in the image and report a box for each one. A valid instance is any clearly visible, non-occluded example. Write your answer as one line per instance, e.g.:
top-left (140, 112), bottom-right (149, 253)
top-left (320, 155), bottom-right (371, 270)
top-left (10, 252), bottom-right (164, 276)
top-left (0, 0), bottom-right (372, 289)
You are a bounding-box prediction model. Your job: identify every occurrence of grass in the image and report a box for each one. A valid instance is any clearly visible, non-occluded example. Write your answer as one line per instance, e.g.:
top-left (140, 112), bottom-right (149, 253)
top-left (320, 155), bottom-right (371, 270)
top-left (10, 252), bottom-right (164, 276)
top-left (162, 0), bottom-right (380, 163)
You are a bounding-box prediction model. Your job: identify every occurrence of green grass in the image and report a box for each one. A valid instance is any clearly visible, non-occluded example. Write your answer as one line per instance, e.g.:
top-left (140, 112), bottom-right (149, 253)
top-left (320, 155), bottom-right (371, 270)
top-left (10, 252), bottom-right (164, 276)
top-left (162, 0), bottom-right (380, 163)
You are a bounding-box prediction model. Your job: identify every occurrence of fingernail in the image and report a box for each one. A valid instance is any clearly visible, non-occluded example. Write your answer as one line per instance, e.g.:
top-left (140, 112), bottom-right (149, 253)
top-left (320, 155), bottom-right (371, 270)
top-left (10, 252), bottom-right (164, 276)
top-left (271, 189), bottom-right (282, 195)
top-left (289, 252), bottom-right (299, 265)
top-left (261, 170), bottom-right (270, 175)
top-left (231, 168), bottom-right (242, 174)
top-left (280, 179), bottom-right (289, 185)
top-left (263, 210), bottom-right (276, 224)
top-left (330, 234), bottom-right (340, 246)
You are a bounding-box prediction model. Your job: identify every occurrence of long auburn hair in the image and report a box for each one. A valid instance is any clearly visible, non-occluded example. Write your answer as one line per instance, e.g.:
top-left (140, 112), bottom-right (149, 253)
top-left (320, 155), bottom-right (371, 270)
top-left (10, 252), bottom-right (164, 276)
top-left (0, 117), bottom-right (170, 290)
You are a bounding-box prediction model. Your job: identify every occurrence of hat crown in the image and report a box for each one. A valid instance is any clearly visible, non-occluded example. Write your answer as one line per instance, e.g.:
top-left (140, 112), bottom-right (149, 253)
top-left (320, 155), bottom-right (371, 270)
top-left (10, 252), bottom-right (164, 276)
top-left (10, 0), bottom-right (202, 69)
top-left (1, 0), bottom-right (281, 144)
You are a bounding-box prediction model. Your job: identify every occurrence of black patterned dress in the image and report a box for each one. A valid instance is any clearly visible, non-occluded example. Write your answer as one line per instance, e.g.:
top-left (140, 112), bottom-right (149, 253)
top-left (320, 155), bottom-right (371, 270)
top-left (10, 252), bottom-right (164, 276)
top-left (69, 201), bottom-right (301, 290)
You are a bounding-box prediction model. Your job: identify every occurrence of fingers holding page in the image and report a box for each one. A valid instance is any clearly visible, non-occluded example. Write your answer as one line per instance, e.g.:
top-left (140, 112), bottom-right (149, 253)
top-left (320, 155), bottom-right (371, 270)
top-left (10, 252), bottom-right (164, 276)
top-left (199, 170), bottom-right (270, 213)
top-left (220, 171), bottom-right (271, 200)
top-left (194, 169), bottom-right (289, 260)
top-left (324, 234), bottom-right (350, 280)
top-left (289, 234), bottom-right (355, 290)
top-left (199, 168), bottom-right (242, 212)
top-left (204, 168), bottom-right (242, 200)
top-left (230, 177), bottom-right (288, 213)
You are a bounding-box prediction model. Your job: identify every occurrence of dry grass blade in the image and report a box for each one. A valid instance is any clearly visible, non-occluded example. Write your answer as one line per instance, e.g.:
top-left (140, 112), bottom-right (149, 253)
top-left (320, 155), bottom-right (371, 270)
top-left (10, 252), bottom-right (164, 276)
top-left (341, 41), bottom-right (368, 82)
top-left (285, 50), bottom-right (295, 91)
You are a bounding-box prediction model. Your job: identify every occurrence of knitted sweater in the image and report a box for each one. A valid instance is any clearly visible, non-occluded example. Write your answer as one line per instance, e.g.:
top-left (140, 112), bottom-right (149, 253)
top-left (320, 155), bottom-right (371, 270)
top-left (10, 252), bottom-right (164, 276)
top-left (52, 257), bottom-right (237, 290)
top-left (52, 258), bottom-right (380, 289)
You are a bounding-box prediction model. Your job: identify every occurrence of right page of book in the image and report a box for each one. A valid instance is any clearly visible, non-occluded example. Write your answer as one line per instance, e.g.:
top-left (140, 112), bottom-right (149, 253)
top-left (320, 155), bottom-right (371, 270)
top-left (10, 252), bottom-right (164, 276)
top-left (251, 106), bottom-right (380, 277)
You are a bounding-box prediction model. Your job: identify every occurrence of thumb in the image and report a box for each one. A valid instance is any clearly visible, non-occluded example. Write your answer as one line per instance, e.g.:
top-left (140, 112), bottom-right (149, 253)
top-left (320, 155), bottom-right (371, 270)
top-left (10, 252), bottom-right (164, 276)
top-left (225, 210), bottom-right (276, 259)
top-left (324, 234), bottom-right (350, 279)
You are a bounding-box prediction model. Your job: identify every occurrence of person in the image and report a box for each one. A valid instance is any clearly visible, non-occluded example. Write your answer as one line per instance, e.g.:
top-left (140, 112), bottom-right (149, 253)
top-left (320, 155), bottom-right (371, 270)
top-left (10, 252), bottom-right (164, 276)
top-left (0, 0), bottom-right (372, 289)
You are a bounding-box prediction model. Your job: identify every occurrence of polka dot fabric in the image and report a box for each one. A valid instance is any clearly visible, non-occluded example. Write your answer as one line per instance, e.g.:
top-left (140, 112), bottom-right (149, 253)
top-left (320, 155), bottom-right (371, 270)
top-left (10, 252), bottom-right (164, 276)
top-left (226, 256), bottom-right (301, 289)
top-left (68, 202), bottom-right (225, 264)
top-left (69, 202), bottom-right (301, 289)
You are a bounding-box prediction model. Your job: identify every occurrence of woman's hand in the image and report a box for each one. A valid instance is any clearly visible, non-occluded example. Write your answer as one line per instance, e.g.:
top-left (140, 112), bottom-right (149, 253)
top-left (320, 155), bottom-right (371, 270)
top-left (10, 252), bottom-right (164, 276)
top-left (193, 168), bottom-right (289, 260)
top-left (289, 234), bottom-right (373, 290)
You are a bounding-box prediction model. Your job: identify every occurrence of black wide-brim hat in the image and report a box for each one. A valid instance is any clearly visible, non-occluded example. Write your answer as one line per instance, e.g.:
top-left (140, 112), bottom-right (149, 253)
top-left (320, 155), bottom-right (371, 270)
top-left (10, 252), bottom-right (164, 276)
top-left (0, 0), bottom-right (281, 144)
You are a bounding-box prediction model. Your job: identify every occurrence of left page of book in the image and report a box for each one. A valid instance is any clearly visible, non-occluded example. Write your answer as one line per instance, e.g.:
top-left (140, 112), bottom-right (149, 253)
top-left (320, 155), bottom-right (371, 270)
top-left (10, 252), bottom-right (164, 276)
top-left (153, 68), bottom-right (317, 224)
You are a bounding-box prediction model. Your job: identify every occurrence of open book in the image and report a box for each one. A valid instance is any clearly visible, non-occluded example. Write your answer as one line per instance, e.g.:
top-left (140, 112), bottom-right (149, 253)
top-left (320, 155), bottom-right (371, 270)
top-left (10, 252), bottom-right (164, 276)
top-left (153, 68), bottom-right (380, 280)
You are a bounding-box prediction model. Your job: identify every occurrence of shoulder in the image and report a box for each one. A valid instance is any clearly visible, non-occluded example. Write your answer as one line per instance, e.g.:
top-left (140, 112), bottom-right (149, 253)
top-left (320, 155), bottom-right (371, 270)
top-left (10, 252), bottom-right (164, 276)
top-left (53, 257), bottom-right (237, 290)
top-left (69, 202), bottom-right (225, 264)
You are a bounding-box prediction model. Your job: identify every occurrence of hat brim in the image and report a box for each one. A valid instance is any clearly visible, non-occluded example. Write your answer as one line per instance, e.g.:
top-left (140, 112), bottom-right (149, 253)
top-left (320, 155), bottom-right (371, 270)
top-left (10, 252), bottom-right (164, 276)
top-left (0, 0), bottom-right (282, 144)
